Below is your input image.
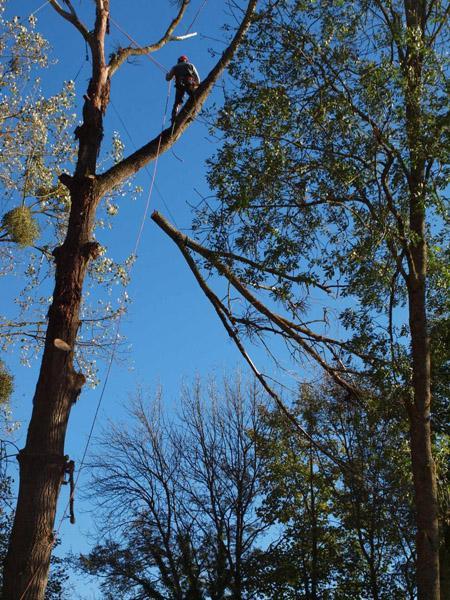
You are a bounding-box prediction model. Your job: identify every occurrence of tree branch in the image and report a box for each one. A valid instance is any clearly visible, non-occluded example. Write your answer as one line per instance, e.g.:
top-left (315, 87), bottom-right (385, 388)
top-left (152, 210), bottom-right (362, 400)
top-left (48, 0), bottom-right (90, 42)
top-left (175, 236), bottom-right (331, 292)
top-left (108, 1), bottom-right (190, 76)
top-left (97, 0), bottom-right (258, 196)
top-left (149, 211), bottom-right (351, 470)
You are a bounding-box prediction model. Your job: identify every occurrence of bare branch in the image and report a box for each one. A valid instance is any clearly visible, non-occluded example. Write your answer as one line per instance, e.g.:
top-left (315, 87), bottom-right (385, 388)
top-left (175, 235), bottom-right (331, 292)
top-left (148, 211), bottom-right (351, 470)
top-left (108, 1), bottom-right (190, 77)
top-left (152, 210), bottom-right (362, 400)
top-left (48, 0), bottom-right (90, 42)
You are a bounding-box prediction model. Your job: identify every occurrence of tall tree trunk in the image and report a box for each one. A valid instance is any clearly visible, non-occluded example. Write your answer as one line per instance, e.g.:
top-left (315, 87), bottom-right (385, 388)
top-left (407, 261), bottom-right (440, 600)
top-left (2, 3), bottom-right (110, 596)
top-left (2, 181), bottom-right (102, 599)
top-left (402, 2), bottom-right (440, 596)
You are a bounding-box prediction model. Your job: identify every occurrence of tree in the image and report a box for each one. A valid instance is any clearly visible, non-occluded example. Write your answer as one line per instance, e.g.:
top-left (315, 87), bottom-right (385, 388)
top-left (77, 377), bottom-right (268, 599)
top-left (2, 1), bottom-right (258, 598)
top-left (251, 384), bottom-right (416, 599)
top-left (151, 1), bottom-right (449, 597)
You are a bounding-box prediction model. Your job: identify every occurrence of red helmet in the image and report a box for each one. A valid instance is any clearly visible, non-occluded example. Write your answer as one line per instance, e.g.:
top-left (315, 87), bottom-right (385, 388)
top-left (178, 55), bottom-right (189, 63)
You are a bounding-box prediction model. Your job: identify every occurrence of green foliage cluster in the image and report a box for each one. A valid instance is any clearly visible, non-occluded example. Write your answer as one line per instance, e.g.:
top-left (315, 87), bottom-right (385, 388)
top-left (0, 360), bottom-right (12, 404)
top-left (0, 1), bottom-right (76, 230)
top-left (198, 0), bottom-right (449, 392)
top-left (189, 3), bottom-right (449, 594)
top-left (1, 206), bottom-right (40, 247)
top-left (247, 384), bottom-right (416, 599)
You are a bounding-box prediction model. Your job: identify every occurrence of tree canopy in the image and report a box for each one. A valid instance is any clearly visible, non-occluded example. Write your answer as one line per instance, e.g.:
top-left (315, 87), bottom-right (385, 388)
top-left (153, 1), bottom-right (449, 596)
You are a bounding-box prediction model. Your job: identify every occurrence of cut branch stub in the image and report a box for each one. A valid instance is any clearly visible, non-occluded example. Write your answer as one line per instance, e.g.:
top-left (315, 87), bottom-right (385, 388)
top-left (53, 338), bottom-right (71, 352)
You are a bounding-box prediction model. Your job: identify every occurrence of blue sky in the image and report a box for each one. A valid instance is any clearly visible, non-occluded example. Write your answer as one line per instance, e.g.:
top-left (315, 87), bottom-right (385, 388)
top-left (3, 2), bottom-right (285, 596)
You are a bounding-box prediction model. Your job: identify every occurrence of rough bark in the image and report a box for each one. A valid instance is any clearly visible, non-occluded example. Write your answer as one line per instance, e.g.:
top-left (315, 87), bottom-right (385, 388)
top-left (2, 1), bottom-right (258, 597)
top-left (407, 248), bottom-right (440, 600)
top-left (2, 179), bottom-right (102, 599)
top-left (402, 2), bottom-right (440, 597)
top-left (3, 7), bottom-right (108, 596)
top-left (3, 3), bottom-right (104, 598)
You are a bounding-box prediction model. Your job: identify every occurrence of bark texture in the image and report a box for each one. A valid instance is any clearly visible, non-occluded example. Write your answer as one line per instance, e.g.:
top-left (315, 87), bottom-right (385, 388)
top-left (2, 180), bottom-right (102, 599)
top-left (3, 1), bottom-right (110, 596)
top-left (403, 2), bottom-right (440, 597)
top-left (407, 239), bottom-right (440, 600)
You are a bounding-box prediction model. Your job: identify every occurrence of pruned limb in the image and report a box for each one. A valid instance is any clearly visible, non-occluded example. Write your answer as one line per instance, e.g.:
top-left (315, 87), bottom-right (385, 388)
top-left (108, 0), bottom-right (190, 76)
top-left (180, 238), bottom-right (331, 293)
top-left (48, 0), bottom-right (90, 41)
top-left (150, 209), bottom-right (350, 469)
top-left (98, 0), bottom-right (258, 195)
top-left (170, 32), bottom-right (198, 41)
top-left (152, 211), bottom-right (362, 400)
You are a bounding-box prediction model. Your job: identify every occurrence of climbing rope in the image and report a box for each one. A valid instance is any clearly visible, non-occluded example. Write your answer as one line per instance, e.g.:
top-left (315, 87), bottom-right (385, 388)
top-left (72, 55), bottom-right (88, 83)
top-left (16, 5), bottom-right (203, 596)
top-left (29, 0), bottom-right (51, 18)
top-left (57, 80), bottom-right (172, 530)
top-left (185, 0), bottom-right (209, 34)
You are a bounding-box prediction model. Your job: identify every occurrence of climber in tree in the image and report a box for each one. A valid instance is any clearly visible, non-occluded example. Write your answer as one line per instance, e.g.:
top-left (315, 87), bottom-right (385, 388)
top-left (166, 55), bottom-right (200, 123)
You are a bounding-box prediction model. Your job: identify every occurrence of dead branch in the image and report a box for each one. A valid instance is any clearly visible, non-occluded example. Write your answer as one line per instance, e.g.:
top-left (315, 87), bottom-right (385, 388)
top-left (149, 210), bottom-right (351, 469)
top-left (108, 1), bottom-right (190, 76)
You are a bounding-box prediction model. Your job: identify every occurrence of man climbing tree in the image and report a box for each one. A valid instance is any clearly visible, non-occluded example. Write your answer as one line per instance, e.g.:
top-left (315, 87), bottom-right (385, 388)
top-left (166, 54), bottom-right (201, 123)
top-left (2, 1), bottom-right (258, 598)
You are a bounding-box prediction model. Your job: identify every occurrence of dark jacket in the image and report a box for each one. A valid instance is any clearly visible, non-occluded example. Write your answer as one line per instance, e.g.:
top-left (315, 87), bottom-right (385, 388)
top-left (166, 62), bottom-right (200, 87)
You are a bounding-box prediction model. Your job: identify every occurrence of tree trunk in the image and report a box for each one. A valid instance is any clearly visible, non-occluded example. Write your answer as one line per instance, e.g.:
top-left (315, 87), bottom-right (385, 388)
top-left (408, 274), bottom-right (440, 600)
top-left (2, 177), bottom-right (102, 599)
top-left (402, 2), bottom-right (440, 596)
top-left (2, 3), bottom-right (110, 594)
